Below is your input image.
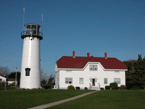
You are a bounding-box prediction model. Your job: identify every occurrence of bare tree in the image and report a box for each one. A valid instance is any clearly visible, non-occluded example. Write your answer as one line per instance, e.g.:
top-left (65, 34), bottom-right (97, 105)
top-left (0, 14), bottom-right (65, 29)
top-left (48, 74), bottom-right (55, 85)
top-left (40, 68), bottom-right (48, 81)
top-left (40, 68), bottom-right (44, 81)
top-left (0, 66), bottom-right (10, 77)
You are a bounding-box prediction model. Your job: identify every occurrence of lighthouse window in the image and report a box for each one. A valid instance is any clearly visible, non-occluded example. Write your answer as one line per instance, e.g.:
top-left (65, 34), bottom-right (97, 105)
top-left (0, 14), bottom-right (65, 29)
top-left (32, 25), bottom-right (36, 29)
top-left (25, 68), bottom-right (31, 76)
top-left (32, 30), bottom-right (36, 34)
top-left (27, 25), bottom-right (30, 29)
top-left (32, 25), bottom-right (36, 34)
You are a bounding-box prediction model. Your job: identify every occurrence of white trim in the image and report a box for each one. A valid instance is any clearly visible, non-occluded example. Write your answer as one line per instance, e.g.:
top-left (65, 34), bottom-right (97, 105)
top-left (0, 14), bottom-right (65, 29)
top-left (55, 63), bottom-right (58, 71)
top-left (104, 69), bottom-right (127, 71)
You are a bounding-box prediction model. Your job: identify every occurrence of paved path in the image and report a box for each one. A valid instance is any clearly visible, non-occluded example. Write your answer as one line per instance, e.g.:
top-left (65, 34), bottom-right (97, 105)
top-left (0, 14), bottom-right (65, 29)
top-left (29, 90), bottom-right (98, 109)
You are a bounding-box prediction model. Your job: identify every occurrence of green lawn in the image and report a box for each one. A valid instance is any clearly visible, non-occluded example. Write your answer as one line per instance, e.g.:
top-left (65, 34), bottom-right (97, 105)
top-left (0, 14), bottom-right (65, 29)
top-left (0, 89), bottom-right (92, 109)
top-left (0, 87), bottom-right (15, 90)
top-left (48, 90), bottom-right (145, 109)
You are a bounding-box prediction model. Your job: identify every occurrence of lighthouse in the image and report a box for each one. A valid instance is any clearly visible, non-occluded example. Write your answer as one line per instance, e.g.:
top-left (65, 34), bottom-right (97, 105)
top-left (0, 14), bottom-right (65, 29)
top-left (20, 23), bottom-right (43, 89)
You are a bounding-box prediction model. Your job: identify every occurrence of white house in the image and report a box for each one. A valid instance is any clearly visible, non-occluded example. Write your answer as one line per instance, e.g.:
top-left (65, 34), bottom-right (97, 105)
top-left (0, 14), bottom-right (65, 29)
top-left (54, 51), bottom-right (127, 90)
top-left (7, 78), bottom-right (17, 85)
top-left (0, 76), bottom-right (6, 83)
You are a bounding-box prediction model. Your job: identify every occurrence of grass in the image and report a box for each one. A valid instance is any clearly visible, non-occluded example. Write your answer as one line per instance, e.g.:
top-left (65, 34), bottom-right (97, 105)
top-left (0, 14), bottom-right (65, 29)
top-left (0, 89), bottom-right (92, 109)
top-left (48, 90), bottom-right (145, 109)
top-left (0, 87), bottom-right (15, 90)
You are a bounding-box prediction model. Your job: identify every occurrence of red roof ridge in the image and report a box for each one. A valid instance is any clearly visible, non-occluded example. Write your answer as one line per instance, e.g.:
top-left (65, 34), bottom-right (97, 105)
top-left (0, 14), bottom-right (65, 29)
top-left (62, 56), bottom-right (116, 58)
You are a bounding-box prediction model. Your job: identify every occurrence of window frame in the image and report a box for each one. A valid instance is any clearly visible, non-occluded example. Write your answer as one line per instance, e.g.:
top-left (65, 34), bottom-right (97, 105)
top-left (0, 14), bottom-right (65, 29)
top-left (79, 78), bottom-right (84, 84)
top-left (90, 65), bottom-right (93, 71)
top-left (89, 65), bottom-right (97, 71)
top-left (94, 65), bottom-right (97, 71)
top-left (114, 78), bottom-right (121, 84)
top-left (104, 78), bottom-right (108, 84)
top-left (25, 68), bottom-right (31, 76)
top-left (65, 77), bottom-right (73, 84)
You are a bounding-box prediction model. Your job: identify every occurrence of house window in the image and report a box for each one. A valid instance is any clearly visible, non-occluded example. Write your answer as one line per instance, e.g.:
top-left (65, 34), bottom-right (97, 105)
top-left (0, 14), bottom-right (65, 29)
top-left (90, 65), bottom-right (97, 71)
top-left (79, 78), bottom-right (83, 84)
top-left (0, 79), bottom-right (2, 82)
top-left (114, 78), bottom-right (120, 84)
top-left (90, 65), bottom-right (93, 71)
top-left (25, 68), bottom-right (31, 76)
top-left (104, 78), bottom-right (108, 84)
top-left (65, 78), bottom-right (72, 84)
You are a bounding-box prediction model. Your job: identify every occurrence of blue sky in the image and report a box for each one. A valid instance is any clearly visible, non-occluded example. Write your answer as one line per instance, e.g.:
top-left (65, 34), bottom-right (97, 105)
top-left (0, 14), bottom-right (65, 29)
top-left (0, 0), bottom-right (145, 75)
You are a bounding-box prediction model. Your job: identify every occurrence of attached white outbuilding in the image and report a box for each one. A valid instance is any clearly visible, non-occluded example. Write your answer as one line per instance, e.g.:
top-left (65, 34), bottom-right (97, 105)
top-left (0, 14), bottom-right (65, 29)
top-left (7, 78), bottom-right (17, 85)
top-left (0, 76), bottom-right (6, 83)
top-left (54, 52), bottom-right (127, 90)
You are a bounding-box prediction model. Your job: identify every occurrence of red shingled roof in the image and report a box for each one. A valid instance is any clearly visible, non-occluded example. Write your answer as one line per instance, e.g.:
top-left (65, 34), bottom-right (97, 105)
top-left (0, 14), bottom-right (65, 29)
top-left (57, 56), bottom-right (127, 69)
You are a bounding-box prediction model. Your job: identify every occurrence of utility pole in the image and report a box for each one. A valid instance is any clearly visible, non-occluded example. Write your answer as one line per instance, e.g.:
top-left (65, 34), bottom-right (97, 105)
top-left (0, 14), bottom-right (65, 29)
top-left (5, 78), bottom-right (7, 90)
top-left (5, 74), bottom-right (8, 91)
top-left (15, 67), bottom-right (18, 89)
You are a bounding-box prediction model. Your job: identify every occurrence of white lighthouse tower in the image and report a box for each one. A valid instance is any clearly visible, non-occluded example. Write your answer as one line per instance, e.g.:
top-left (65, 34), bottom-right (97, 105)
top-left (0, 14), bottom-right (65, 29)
top-left (20, 23), bottom-right (43, 89)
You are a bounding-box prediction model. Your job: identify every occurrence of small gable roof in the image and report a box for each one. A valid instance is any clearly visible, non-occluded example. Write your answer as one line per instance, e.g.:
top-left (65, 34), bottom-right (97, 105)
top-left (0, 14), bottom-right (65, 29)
top-left (0, 76), bottom-right (6, 79)
top-left (57, 56), bottom-right (127, 69)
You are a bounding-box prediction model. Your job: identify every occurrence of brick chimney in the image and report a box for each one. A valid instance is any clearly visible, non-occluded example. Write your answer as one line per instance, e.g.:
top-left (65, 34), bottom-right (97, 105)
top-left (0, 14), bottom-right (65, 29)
top-left (87, 52), bottom-right (90, 57)
top-left (105, 52), bottom-right (107, 59)
top-left (73, 51), bottom-right (75, 58)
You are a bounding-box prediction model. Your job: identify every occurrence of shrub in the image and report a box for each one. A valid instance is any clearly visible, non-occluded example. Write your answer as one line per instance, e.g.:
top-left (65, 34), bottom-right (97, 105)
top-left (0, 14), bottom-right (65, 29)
top-left (100, 88), bottom-right (104, 90)
top-left (110, 82), bottom-right (118, 90)
top-left (43, 85), bottom-right (53, 89)
top-left (68, 85), bottom-right (75, 90)
top-left (120, 85), bottom-right (126, 90)
top-left (131, 86), bottom-right (140, 90)
top-left (126, 83), bottom-right (143, 90)
top-left (105, 86), bottom-right (110, 90)
top-left (76, 87), bottom-right (80, 90)
top-left (84, 87), bottom-right (88, 90)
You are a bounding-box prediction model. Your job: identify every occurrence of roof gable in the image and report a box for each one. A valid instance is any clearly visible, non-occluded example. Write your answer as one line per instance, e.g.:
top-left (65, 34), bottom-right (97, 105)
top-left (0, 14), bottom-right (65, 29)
top-left (57, 56), bottom-right (127, 69)
top-left (0, 76), bottom-right (6, 79)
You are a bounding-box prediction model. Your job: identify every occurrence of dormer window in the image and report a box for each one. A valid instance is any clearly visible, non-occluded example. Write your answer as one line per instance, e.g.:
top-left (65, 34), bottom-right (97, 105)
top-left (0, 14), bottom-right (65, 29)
top-left (90, 65), bottom-right (97, 71)
top-left (25, 68), bottom-right (31, 76)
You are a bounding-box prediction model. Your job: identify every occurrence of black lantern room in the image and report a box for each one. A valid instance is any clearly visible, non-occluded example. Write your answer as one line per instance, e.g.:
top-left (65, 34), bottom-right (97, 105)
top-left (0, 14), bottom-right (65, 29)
top-left (21, 23), bottom-right (43, 40)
